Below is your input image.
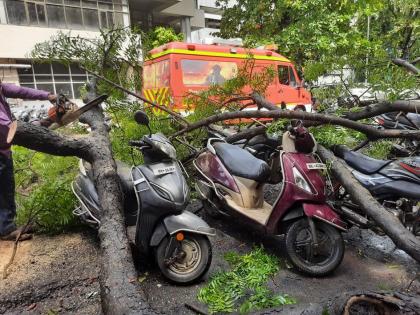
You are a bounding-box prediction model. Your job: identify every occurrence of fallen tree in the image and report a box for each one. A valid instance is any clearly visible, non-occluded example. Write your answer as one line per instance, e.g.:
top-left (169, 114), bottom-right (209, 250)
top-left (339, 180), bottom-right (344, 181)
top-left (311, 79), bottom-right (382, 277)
top-left (168, 97), bottom-right (420, 263)
top-left (260, 290), bottom-right (420, 315)
top-left (171, 107), bottom-right (420, 141)
top-left (13, 81), bottom-right (155, 315)
top-left (252, 93), bottom-right (420, 123)
top-left (317, 145), bottom-right (420, 262)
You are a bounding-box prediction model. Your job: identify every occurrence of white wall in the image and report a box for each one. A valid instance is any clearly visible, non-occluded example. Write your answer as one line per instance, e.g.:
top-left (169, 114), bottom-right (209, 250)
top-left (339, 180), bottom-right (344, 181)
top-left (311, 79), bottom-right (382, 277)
top-left (191, 27), bottom-right (220, 43)
top-left (0, 25), bottom-right (99, 59)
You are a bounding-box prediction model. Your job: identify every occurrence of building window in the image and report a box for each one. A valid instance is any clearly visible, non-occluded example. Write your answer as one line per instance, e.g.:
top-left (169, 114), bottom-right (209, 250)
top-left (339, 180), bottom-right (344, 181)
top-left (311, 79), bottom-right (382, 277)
top-left (17, 61), bottom-right (89, 99)
top-left (204, 18), bottom-right (220, 29)
top-left (3, 0), bottom-right (129, 30)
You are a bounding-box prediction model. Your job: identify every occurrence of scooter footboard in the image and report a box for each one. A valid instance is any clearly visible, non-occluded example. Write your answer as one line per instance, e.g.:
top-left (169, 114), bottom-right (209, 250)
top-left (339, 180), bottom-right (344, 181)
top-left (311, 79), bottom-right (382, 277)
top-left (302, 203), bottom-right (347, 231)
top-left (150, 211), bottom-right (216, 247)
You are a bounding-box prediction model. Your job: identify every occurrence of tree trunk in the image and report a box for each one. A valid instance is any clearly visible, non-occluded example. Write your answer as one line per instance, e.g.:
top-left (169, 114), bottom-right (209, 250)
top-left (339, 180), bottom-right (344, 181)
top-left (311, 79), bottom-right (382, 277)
top-left (260, 290), bottom-right (420, 315)
top-left (13, 80), bottom-right (155, 314)
top-left (317, 145), bottom-right (420, 263)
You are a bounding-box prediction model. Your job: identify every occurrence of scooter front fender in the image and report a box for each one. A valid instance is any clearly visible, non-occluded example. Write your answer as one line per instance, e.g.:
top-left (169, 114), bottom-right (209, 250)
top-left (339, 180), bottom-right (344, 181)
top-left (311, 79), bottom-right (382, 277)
top-left (150, 211), bottom-right (216, 247)
top-left (302, 203), bottom-right (347, 231)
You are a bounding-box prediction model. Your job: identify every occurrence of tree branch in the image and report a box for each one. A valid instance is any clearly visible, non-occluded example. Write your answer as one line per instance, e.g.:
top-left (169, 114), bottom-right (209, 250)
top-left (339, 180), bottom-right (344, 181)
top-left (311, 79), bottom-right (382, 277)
top-left (317, 145), bottom-right (420, 262)
top-left (411, 57), bottom-right (420, 65)
top-left (343, 100), bottom-right (420, 121)
top-left (171, 108), bottom-right (420, 141)
top-left (82, 67), bottom-right (190, 127)
top-left (13, 122), bottom-right (92, 162)
top-left (391, 58), bottom-right (420, 75)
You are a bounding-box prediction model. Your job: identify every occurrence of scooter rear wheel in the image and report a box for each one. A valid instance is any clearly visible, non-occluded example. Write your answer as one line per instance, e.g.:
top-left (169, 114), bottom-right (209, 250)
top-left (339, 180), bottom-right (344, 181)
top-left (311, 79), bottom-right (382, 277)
top-left (155, 233), bottom-right (212, 284)
top-left (284, 218), bottom-right (344, 277)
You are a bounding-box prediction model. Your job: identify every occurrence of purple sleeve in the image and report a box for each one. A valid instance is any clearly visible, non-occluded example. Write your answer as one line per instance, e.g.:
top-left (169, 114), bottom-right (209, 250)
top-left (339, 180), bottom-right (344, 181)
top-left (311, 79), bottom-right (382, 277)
top-left (2, 83), bottom-right (50, 100)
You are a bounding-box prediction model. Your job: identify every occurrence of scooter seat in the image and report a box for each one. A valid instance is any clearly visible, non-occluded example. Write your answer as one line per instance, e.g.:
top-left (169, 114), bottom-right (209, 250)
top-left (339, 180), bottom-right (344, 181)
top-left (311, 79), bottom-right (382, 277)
top-left (332, 145), bottom-right (392, 174)
top-left (213, 142), bottom-right (270, 182)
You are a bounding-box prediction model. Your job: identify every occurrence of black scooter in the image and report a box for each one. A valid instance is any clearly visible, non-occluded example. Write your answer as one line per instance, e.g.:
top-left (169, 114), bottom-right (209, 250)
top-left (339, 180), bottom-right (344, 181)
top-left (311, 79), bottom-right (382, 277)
top-left (72, 111), bottom-right (215, 284)
top-left (374, 112), bottom-right (420, 157)
top-left (332, 145), bottom-right (420, 236)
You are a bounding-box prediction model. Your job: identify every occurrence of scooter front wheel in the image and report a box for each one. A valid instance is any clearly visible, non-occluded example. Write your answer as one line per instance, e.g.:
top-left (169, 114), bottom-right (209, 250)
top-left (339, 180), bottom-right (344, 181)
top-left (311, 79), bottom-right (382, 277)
top-left (284, 218), bottom-right (344, 277)
top-left (155, 233), bottom-right (212, 284)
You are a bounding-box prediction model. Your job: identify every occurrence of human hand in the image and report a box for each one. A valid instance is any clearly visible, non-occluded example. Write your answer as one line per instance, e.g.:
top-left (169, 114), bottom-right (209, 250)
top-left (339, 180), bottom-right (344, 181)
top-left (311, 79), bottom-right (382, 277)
top-left (48, 93), bottom-right (57, 103)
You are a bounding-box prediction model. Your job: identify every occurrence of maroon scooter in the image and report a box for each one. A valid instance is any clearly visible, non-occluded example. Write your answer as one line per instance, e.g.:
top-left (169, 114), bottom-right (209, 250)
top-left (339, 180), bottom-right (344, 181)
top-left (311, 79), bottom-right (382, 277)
top-left (194, 124), bottom-right (346, 276)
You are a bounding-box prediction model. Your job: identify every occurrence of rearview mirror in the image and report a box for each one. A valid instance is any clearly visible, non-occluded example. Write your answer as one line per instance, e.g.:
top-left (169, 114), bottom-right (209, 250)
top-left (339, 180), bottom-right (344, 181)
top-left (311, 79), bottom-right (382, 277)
top-left (134, 111), bottom-right (150, 126)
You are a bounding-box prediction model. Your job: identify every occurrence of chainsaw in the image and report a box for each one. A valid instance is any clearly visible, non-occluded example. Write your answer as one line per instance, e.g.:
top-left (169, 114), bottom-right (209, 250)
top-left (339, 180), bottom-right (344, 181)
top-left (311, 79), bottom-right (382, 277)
top-left (47, 94), bottom-right (108, 130)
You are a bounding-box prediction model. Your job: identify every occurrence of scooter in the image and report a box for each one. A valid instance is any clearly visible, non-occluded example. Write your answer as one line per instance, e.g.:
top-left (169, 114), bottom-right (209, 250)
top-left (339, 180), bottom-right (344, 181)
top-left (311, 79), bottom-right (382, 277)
top-left (374, 112), bottom-right (420, 157)
top-left (194, 123), bottom-right (346, 276)
top-left (72, 111), bottom-right (215, 284)
top-left (331, 145), bottom-right (420, 236)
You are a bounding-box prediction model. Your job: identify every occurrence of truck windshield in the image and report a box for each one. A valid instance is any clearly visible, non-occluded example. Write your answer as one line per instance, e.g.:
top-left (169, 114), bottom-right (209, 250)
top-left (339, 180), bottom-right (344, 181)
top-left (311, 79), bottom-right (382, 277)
top-left (181, 59), bottom-right (237, 86)
top-left (144, 59), bottom-right (170, 89)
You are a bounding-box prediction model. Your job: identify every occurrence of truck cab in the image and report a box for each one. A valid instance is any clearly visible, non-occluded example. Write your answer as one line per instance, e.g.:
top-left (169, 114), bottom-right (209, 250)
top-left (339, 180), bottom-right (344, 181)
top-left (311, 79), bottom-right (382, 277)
top-left (143, 42), bottom-right (312, 114)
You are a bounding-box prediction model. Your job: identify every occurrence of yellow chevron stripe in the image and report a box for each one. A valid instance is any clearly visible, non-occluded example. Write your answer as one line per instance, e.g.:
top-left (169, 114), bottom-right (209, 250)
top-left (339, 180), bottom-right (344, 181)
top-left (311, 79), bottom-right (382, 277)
top-left (142, 88), bottom-right (172, 115)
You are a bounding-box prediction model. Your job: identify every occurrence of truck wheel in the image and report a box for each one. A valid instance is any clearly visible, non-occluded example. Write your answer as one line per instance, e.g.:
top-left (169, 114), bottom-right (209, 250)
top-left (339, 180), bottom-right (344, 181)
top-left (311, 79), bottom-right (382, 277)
top-left (155, 233), bottom-right (212, 284)
top-left (284, 218), bottom-right (344, 277)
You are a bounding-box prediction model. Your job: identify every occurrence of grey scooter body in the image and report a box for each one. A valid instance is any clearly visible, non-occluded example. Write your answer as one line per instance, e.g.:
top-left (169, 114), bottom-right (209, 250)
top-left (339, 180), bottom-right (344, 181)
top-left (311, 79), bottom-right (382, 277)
top-left (72, 133), bottom-right (215, 255)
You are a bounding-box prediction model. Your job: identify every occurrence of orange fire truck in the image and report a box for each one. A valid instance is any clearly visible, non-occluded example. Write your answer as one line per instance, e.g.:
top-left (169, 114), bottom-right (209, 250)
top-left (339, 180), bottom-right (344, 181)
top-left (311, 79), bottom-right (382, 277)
top-left (142, 42), bottom-right (312, 114)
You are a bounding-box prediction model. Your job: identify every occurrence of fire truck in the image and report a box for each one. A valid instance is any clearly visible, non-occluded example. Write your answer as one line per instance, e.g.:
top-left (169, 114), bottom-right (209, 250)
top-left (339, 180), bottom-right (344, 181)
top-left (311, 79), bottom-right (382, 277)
top-left (142, 41), bottom-right (312, 114)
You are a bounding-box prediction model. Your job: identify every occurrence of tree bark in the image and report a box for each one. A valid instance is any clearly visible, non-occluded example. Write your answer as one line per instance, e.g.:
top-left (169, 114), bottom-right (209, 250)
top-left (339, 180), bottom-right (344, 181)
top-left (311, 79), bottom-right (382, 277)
top-left (343, 100), bottom-right (420, 121)
top-left (260, 290), bottom-right (420, 315)
top-left (171, 108), bottom-right (420, 141)
top-left (12, 81), bottom-right (155, 315)
top-left (225, 126), bottom-right (267, 143)
top-left (391, 58), bottom-right (420, 75)
top-left (14, 122), bottom-right (91, 161)
top-left (317, 145), bottom-right (420, 263)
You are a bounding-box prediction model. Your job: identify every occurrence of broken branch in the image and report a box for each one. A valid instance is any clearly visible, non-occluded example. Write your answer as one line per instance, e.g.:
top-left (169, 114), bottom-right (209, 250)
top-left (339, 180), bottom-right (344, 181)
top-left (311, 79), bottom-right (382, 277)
top-left (171, 108), bottom-right (420, 141)
top-left (317, 145), bottom-right (420, 262)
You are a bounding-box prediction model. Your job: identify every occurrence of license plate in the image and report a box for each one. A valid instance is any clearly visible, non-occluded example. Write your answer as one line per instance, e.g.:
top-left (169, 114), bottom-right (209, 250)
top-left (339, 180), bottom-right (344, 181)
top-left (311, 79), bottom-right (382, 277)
top-left (153, 166), bottom-right (176, 176)
top-left (307, 163), bottom-right (326, 170)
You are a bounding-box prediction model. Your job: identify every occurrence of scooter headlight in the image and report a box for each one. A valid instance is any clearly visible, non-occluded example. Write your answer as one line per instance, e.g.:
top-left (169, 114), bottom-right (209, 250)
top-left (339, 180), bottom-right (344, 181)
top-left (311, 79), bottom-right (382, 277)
top-left (293, 167), bottom-right (312, 193)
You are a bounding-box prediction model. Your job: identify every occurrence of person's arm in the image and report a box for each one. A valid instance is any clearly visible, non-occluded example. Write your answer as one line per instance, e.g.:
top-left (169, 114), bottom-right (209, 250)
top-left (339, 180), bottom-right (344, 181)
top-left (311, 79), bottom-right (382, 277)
top-left (2, 83), bottom-right (55, 101)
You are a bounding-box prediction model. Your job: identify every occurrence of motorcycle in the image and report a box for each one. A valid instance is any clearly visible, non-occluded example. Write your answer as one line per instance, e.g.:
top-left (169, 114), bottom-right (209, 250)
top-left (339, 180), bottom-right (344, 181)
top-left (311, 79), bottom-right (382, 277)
top-left (374, 112), bottom-right (420, 157)
top-left (194, 123), bottom-right (346, 276)
top-left (72, 111), bottom-right (215, 284)
top-left (331, 145), bottom-right (420, 236)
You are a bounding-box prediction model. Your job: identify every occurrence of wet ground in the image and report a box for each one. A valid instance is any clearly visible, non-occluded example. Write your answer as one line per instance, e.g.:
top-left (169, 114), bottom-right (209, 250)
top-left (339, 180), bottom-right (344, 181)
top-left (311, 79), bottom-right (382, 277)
top-left (0, 204), bottom-right (419, 315)
top-left (0, 231), bottom-right (101, 315)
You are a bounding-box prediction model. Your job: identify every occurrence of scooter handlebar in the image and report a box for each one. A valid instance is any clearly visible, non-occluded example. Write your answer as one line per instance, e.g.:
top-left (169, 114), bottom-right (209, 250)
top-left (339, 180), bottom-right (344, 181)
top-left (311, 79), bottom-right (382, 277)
top-left (129, 140), bottom-right (146, 147)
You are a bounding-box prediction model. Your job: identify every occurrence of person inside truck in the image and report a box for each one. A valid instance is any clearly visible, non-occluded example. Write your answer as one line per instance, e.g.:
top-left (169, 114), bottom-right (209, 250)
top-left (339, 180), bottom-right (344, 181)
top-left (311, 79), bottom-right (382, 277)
top-left (205, 65), bottom-right (226, 85)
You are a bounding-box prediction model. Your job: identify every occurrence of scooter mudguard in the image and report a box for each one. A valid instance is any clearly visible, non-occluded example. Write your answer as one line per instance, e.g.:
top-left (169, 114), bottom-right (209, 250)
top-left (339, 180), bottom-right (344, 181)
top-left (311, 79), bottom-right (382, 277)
top-left (150, 211), bottom-right (216, 247)
top-left (302, 203), bottom-right (347, 231)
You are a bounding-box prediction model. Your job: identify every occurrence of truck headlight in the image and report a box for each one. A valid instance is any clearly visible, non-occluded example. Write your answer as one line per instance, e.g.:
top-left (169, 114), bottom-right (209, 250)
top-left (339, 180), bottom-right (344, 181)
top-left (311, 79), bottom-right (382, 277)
top-left (293, 167), bottom-right (312, 193)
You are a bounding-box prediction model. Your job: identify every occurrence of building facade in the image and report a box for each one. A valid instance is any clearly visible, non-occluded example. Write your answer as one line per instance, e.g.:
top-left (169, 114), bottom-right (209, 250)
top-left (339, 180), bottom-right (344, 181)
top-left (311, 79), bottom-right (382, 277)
top-left (191, 0), bottom-right (236, 44)
top-left (0, 0), bottom-right (229, 112)
top-left (0, 0), bottom-right (131, 110)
